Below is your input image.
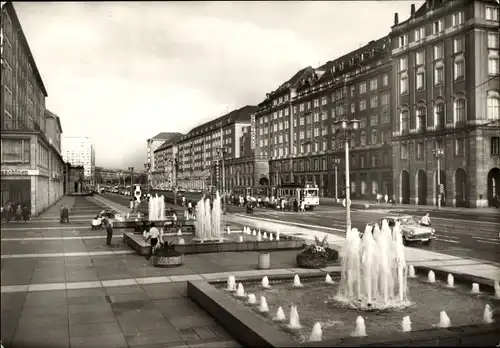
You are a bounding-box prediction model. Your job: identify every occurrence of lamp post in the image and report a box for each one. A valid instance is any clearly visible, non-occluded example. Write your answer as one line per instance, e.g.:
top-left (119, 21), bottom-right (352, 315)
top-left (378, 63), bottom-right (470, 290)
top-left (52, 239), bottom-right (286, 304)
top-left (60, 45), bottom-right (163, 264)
top-left (333, 118), bottom-right (360, 233)
top-left (216, 146), bottom-right (227, 214)
top-left (144, 163), bottom-right (151, 190)
top-left (433, 148), bottom-right (444, 210)
top-left (332, 157), bottom-right (341, 202)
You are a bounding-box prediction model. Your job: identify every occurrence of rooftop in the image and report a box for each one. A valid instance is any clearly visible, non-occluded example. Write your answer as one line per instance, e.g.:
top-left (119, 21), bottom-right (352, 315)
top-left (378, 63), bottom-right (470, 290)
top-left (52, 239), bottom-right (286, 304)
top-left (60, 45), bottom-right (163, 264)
top-left (147, 132), bottom-right (184, 142)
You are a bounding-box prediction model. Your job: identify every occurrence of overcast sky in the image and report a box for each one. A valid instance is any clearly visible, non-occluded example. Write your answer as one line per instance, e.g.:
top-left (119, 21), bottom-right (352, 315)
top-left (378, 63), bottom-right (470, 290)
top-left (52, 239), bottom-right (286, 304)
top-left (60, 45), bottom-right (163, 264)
top-left (14, 1), bottom-right (423, 169)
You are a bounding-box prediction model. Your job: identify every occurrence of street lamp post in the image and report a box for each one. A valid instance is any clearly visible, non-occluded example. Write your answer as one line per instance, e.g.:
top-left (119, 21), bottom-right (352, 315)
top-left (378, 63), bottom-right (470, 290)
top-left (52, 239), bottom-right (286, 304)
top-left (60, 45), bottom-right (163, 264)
top-left (332, 157), bottom-right (341, 202)
top-left (433, 148), bottom-right (444, 210)
top-left (334, 118), bottom-right (360, 233)
top-left (128, 167), bottom-right (134, 192)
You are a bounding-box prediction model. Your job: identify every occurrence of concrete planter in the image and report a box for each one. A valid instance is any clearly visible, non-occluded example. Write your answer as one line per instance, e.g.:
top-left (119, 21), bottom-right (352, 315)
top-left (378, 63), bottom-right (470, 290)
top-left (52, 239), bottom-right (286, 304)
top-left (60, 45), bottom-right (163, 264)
top-left (152, 255), bottom-right (184, 267)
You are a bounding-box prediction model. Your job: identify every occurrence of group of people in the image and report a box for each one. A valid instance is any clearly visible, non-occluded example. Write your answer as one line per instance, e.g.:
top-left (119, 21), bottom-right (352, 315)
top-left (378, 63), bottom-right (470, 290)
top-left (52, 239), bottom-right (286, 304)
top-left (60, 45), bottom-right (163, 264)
top-left (375, 192), bottom-right (397, 206)
top-left (229, 194), bottom-right (308, 213)
top-left (1, 202), bottom-right (30, 223)
top-left (90, 213), bottom-right (114, 245)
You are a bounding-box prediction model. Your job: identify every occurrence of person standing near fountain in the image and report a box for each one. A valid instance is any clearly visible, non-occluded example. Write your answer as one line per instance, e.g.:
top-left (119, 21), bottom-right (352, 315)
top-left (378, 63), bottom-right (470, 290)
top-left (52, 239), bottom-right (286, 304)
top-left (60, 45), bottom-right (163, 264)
top-left (187, 200), bottom-right (193, 218)
top-left (146, 222), bottom-right (160, 260)
top-left (103, 218), bottom-right (113, 246)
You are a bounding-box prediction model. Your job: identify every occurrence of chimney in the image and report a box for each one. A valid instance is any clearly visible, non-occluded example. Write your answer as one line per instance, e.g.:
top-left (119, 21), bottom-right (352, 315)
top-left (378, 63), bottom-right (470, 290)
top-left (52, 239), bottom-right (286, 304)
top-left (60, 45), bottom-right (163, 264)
top-left (411, 4), bottom-right (416, 17)
top-left (394, 12), bottom-right (399, 25)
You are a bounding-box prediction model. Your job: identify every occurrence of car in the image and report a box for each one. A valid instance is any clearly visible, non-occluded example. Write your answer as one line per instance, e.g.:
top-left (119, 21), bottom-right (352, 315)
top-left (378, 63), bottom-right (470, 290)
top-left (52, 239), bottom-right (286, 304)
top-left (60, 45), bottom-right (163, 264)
top-left (380, 215), bottom-right (436, 246)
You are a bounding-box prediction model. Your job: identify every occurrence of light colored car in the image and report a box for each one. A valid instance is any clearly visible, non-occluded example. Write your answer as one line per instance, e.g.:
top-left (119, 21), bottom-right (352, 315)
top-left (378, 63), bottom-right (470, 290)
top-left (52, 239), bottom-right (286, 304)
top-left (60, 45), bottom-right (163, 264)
top-left (381, 215), bottom-right (436, 246)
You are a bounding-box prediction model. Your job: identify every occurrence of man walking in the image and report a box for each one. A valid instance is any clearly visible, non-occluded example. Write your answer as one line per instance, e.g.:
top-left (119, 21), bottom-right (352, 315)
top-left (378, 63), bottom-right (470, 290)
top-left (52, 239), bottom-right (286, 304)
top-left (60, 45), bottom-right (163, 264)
top-left (146, 222), bottom-right (160, 260)
top-left (104, 218), bottom-right (113, 246)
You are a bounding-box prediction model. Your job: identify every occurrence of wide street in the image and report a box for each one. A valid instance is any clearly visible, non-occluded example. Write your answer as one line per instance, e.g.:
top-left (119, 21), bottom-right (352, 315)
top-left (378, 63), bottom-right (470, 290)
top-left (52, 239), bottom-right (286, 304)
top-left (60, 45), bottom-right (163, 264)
top-left (103, 192), bottom-right (500, 264)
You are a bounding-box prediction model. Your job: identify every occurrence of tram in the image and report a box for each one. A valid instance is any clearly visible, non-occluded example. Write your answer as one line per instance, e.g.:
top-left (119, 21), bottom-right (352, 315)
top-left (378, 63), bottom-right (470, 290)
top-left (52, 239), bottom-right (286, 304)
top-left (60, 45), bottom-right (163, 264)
top-left (275, 183), bottom-right (320, 210)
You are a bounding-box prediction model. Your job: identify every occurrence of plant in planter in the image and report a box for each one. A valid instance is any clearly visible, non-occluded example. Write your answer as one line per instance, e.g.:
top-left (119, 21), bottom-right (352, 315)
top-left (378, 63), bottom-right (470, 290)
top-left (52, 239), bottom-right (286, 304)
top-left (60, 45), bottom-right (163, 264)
top-left (314, 235), bottom-right (339, 262)
top-left (296, 244), bottom-right (328, 268)
top-left (152, 241), bottom-right (184, 267)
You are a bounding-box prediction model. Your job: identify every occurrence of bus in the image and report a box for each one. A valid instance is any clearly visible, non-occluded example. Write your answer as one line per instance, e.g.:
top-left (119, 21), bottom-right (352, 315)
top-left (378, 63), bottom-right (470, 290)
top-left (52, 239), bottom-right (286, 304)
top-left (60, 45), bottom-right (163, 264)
top-left (275, 183), bottom-right (320, 210)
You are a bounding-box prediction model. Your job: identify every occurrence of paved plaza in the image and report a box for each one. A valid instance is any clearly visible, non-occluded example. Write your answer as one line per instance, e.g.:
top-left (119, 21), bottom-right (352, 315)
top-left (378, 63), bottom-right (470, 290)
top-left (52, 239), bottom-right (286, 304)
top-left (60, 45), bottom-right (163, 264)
top-left (1, 196), bottom-right (499, 348)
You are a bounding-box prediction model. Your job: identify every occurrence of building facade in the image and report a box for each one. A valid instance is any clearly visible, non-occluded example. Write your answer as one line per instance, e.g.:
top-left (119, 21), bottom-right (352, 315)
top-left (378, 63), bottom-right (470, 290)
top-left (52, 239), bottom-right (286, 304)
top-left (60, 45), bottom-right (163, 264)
top-left (146, 132), bottom-right (183, 173)
top-left (176, 105), bottom-right (257, 190)
top-left (64, 164), bottom-right (85, 194)
top-left (152, 136), bottom-right (182, 188)
top-left (254, 38), bottom-right (394, 199)
top-left (390, 0), bottom-right (499, 207)
top-left (61, 136), bottom-right (95, 182)
top-left (1, 2), bottom-right (65, 216)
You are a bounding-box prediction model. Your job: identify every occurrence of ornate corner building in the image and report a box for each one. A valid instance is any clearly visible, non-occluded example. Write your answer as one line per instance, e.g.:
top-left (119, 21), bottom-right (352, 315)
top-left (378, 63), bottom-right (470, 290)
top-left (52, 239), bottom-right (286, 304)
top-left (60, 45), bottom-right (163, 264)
top-left (390, 0), bottom-right (499, 208)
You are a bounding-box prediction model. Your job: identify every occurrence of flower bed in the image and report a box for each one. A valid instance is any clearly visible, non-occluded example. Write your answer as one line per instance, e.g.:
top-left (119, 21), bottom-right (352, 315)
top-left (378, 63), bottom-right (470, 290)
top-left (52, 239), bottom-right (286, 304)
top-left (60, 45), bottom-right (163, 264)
top-left (296, 235), bottom-right (338, 268)
top-left (151, 241), bottom-right (184, 267)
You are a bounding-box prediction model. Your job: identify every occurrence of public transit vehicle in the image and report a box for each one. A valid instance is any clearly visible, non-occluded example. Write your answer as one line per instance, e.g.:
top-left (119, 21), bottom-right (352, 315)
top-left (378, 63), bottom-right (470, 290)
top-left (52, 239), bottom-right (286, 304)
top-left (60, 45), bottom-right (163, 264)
top-left (275, 183), bottom-right (320, 210)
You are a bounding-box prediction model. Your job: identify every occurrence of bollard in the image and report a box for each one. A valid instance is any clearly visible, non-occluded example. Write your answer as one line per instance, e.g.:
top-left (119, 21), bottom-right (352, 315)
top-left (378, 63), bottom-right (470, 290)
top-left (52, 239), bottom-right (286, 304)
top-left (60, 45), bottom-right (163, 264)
top-left (258, 253), bottom-right (270, 270)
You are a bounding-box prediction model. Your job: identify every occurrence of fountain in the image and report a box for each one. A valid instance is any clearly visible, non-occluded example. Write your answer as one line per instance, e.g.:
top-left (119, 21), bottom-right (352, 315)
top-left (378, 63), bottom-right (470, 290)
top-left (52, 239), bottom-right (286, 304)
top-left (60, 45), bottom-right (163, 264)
top-left (177, 229), bottom-right (182, 236)
top-left (269, 233), bottom-right (274, 241)
top-left (247, 294), bottom-right (257, 305)
top-left (178, 238), bottom-right (185, 245)
top-left (252, 230), bottom-right (257, 236)
top-left (495, 281), bottom-right (500, 298)
top-left (483, 304), bottom-right (494, 324)
top-left (309, 322), bottom-right (322, 342)
top-left (235, 283), bottom-right (245, 298)
top-left (263, 232), bottom-right (268, 239)
top-left (428, 271), bottom-right (436, 283)
top-left (401, 316), bottom-right (412, 332)
top-left (293, 275), bottom-right (303, 288)
top-left (227, 227), bottom-right (231, 234)
top-left (257, 232), bottom-right (262, 242)
top-left (227, 275), bottom-right (236, 291)
top-left (352, 316), bottom-right (367, 337)
top-left (238, 236), bottom-right (243, 243)
top-left (471, 283), bottom-right (480, 293)
top-left (325, 274), bottom-right (334, 284)
top-left (259, 296), bottom-right (269, 313)
top-left (438, 310), bottom-right (451, 328)
top-left (148, 194), bottom-right (166, 221)
top-left (287, 305), bottom-right (302, 329)
top-left (273, 306), bottom-right (286, 321)
top-left (276, 230), bottom-right (281, 241)
top-left (408, 265), bottom-right (416, 278)
top-left (447, 274), bottom-right (454, 288)
top-left (336, 220), bottom-right (409, 309)
top-left (261, 276), bottom-right (271, 289)
top-left (193, 193), bottom-right (224, 242)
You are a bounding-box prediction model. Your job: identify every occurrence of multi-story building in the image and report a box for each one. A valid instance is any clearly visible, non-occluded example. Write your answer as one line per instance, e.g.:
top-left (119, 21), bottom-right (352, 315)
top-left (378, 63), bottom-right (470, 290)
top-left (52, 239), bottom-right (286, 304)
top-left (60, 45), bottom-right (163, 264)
top-left (94, 167), bottom-right (143, 186)
top-left (0, 2), bottom-right (65, 215)
top-left (176, 105), bottom-right (257, 190)
top-left (64, 164), bottom-right (85, 194)
top-left (152, 134), bottom-right (183, 187)
top-left (146, 132), bottom-right (183, 173)
top-left (390, 0), bottom-right (499, 207)
top-left (255, 37), bottom-right (394, 198)
top-left (62, 136), bottom-right (95, 182)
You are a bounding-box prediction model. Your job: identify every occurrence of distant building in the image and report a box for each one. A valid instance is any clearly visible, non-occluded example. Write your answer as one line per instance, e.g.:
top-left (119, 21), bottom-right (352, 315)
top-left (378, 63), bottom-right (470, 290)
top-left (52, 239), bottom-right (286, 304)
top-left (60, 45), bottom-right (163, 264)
top-left (0, 2), bottom-right (65, 216)
top-left (64, 164), bottom-right (85, 194)
top-left (146, 132), bottom-right (183, 173)
top-left (390, 0), bottom-right (500, 207)
top-left (61, 136), bottom-right (95, 182)
top-left (152, 134), bottom-right (183, 187)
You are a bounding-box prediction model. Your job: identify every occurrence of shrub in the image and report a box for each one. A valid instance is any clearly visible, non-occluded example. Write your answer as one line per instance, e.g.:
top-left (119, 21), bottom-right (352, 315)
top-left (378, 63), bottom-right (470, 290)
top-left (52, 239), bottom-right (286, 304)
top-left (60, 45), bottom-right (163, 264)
top-left (153, 241), bottom-right (182, 258)
top-left (314, 235), bottom-right (338, 262)
top-left (296, 244), bottom-right (328, 268)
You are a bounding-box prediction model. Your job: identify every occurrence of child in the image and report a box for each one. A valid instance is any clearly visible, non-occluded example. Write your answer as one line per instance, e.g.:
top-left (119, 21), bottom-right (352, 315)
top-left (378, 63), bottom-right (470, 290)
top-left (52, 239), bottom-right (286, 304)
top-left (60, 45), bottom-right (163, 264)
top-left (91, 215), bottom-right (102, 230)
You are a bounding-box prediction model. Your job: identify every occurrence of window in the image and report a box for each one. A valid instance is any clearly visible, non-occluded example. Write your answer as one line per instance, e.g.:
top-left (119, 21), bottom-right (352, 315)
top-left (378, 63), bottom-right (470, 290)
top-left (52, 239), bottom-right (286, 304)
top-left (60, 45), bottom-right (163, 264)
top-left (399, 34), bottom-right (408, 47)
top-left (399, 57), bottom-right (408, 71)
top-left (313, 112), bottom-right (319, 122)
top-left (382, 74), bottom-right (389, 86)
top-left (359, 82), bottom-right (367, 94)
top-left (416, 107), bottom-right (426, 130)
top-left (452, 11), bottom-right (464, 26)
top-left (415, 51), bottom-right (425, 66)
top-left (314, 99), bottom-right (319, 107)
top-left (400, 75), bottom-right (408, 94)
top-left (370, 78), bottom-right (378, 91)
top-left (401, 143), bottom-right (408, 159)
top-left (370, 96), bottom-right (378, 108)
top-left (489, 32), bottom-right (500, 50)
top-left (414, 27), bottom-right (425, 42)
top-left (434, 44), bottom-right (443, 60)
top-left (434, 103), bottom-right (445, 127)
top-left (299, 103), bottom-right (304, 112)
top-left (416, 71), bottom-right (425, 90)
top-left (488, 50), bottom-right (499, 75)
top-left (371, 130), bottom-right (378, 145)
top-left (321, 96), bottom-right (328, 105)
top-left (284, 108), bottom-right (289, 116)
top-left (381, 107), bottom-right (390, 124)
top-left (307, 101), bottom-right (311, 110)
top-left (454, 58), bottom-right (465, 80)
top-left (416, 142), bottom-right (423, 159)
top-left (455, 138), bottom-right (464, 156)
top-left (486, 6), bottom-right (499, 21)
top-left (400, 110), bottom-right (409, 133)
top-left (360, 100), bottom-right (367, 110)
top-left (492, 137), bottom-right (500, 155)
top-left (360, 132), bottom-right (366, 146)
top-left (453, 37), bottom-right (465, 53)
top-left (487, 95), bottom-right (500, 120)
top-left (380, 93), bottom-right (389, 106)
top-left (350, 85), bottom-right (355, 96)
top-left (434, 65), bottom-right (444, 85)
top-left (1, 139), bottom-right (30, 163)
top-left (433, 19), bottom-right (443, 34)
top-left (453, 99), bottom-right (465, 124)
top-left (360, 117), bottom-right (367, 128)
top-left (370, 114), bottom-right (378, 126)
top-left (300, 117), bottom-right (305, 126)
top-left (351, 103), bottom-right (355, 113)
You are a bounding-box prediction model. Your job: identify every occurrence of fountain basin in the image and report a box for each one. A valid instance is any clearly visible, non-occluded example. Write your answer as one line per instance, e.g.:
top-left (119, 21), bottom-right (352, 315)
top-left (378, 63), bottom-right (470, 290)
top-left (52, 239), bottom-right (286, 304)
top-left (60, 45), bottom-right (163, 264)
top-left (152, 254), bottom-right (184, 268)
top-left (188, 272), bottom-right (500, 347)
top-left (123, 231), bottom-right (303, 256)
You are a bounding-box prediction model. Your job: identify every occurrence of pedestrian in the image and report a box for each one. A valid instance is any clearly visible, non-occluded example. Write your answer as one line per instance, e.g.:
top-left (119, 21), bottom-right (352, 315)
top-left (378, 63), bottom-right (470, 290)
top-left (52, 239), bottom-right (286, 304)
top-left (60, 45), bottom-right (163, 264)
top-left (187, 200), bottom-right (193, 217)
top-left (129, 199), bottom-right (134, 212)
top-left (392, 194), bottom-right (397, 206)
top-left (15, 204), bottom-right (22, 222)
top-left (22, 205), bottom-right (30, 223)
top-left (384, 193), bottom-right (388, 204)
top-left (419, 213), bottom-right (431, 227)
top-left (182, 195), bottom-right (186, 207)
top-left (146, 222), bottom-right (160, 260)
top-left (104, 218), bottom-right (113, 246)
top-left (300, 200), bottom-right (305, 212)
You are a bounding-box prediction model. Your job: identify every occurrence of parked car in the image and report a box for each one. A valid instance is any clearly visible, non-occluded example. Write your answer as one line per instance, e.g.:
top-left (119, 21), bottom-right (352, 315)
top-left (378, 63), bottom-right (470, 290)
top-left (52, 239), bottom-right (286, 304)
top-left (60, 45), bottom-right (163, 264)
top-left (381, 215), bottom-right (436, 246)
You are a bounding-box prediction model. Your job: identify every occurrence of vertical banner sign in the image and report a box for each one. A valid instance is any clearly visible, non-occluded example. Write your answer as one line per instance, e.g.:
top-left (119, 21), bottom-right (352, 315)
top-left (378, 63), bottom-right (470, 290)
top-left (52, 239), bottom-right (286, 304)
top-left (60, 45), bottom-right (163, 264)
top-left (215, 159), bottom-right (220, 194)
top-left (250, 113), bottom-right (256, 150)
